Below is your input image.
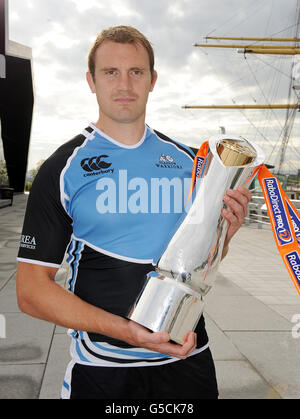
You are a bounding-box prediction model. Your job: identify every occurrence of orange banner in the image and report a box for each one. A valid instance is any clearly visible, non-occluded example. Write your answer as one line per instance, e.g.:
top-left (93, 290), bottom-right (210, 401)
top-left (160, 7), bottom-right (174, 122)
top-left (186, 141), bottom-right (209, 202)
top-left (257, 164), bottom-right (300, 296)
top-left (188, 144), bottom-right (300, 296)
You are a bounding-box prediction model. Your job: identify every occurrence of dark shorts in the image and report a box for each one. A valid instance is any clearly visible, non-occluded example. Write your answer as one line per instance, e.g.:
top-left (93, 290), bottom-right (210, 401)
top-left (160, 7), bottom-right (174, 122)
top-left (65, 347), bottom-right (218, 399)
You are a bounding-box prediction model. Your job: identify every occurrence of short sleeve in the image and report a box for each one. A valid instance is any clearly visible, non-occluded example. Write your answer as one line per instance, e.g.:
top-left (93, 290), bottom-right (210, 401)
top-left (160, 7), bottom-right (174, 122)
top-left (17, 156), bottom-right (73, 268)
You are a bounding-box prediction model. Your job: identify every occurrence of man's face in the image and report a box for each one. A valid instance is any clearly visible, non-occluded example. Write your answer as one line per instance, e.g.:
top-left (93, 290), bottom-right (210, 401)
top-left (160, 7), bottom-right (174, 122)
top-left (87, 40), bottom-right (157, 126)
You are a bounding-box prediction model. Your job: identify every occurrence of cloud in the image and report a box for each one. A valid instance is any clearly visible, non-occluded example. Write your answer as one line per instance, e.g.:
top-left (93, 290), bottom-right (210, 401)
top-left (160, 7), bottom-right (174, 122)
top-left (7, 0), bottom-right (300, 172)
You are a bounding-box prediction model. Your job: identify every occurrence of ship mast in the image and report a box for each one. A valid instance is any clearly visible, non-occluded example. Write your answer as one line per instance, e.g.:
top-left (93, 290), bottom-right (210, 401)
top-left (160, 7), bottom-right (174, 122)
top-left (194, 41), bottom-right (300, 55)
top-left (185, 31), bottom-right (300, 173)
top-left (205, 36), bottom-right (300, 42)
top-left (183, 104), bottom-right (300, 110)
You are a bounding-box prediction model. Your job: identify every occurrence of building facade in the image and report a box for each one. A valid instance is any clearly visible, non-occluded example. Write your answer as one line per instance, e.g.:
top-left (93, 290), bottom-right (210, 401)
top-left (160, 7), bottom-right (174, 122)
top-left (0, 0), bottom-right (34, 192)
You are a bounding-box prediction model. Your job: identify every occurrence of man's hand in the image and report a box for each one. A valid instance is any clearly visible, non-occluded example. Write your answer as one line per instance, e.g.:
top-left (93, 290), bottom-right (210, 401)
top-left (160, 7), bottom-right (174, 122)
top-left (125, 320), bottom-right (197, 359)
top-left (221, 186), bottom-right (252, 254)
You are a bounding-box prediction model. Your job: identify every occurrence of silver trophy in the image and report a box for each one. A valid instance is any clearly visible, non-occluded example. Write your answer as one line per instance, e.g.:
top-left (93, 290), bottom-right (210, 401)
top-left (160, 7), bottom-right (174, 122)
top-left (128, 136), bottom-right (265, 344)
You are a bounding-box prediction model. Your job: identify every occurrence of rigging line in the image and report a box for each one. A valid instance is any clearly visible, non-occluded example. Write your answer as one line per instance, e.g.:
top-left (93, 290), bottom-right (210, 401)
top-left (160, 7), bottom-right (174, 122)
top-left (234, 102), bottom-right (290, 167)
top-left (274, 152), bottom-right (298, 173)
top-left (265, 57), bottom-right (284, 107)
top-left (220, 55), bottom-right (281, 91)
top-left (234, 106), bottom-right (276, 147)
top-left (289, 137), bottom-right (300, 157)
top-left (261, 19), bottom-right (300, 39)
top-left (199, 51), bottom-right (281, 146)
top-left (183, 107), bottom-right (215, 138)
top-left (267, 103), bottom-right (298, 161)
top-left (278, 107), bottom-right (298, 168)
top-left (205, 0), bottom-right (263, 37)
top-left (251, 54), bottom-right (295, 81)
top-left (268, 129), bottom-right (290, 164)
top-left (264, 0), bottom-right (275, 38)
top-left (278, 2), bottom-right (300, 169)
top-left (294, 89), bottom-right (300, 101)
top-left (296, 0), bottom-right (300, 35)
top-left (283, 159), bottom-right (298, 172)
top-left (242, 19), bottom-right (300, 48)
top-left (268, 105), bottom-right (299, 161)
top-left (266, 131), bottom-right (285, 163)
top-left (271, 3), bottom-right (300, 170)
top-left (189, 48), bottom-right (251, 138)
top-left (195, 46), bottom-right (279, 103)
top-left (289, 143), bottom-right (300, 159)
top-left (199, 42), bottom-right (295, 108)
top-left (263, 74), bottom-right (281, 140)
top-left (226, 2), bottom-right (269, 36)
top-left (244, 55), bottom-right (284, 132)
top-left (277, 156), bottom-right (298, 172)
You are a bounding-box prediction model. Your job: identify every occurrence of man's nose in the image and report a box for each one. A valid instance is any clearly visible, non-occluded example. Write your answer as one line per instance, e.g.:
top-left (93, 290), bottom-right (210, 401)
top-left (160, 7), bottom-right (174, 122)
top-left (117, 72), bottom-right (132, 91)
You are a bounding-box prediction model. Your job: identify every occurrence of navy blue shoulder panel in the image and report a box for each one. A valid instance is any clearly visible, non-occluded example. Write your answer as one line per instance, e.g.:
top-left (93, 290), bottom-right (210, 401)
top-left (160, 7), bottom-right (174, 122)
top-left (153, 129), bottom-right (196, 160)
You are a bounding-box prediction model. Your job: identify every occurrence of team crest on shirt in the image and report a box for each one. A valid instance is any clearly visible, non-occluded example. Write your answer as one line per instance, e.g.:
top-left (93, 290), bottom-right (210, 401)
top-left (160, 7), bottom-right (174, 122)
top-left (156, 154), bottom-right (182, 169)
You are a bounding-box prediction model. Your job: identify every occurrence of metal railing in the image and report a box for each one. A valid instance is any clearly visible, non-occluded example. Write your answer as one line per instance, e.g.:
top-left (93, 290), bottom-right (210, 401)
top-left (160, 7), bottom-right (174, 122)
top-left (244, 194), bottom-right (300, 229)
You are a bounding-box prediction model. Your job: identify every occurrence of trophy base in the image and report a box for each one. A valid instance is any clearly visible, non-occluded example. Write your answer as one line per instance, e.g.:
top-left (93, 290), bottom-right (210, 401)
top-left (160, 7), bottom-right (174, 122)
top-left (128, 273), bottom-right (204, 344)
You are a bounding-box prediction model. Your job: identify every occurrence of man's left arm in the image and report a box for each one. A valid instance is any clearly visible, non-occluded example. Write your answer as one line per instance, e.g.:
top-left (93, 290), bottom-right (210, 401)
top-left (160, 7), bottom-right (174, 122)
top-left (221, 186), bottom-right (252, 260)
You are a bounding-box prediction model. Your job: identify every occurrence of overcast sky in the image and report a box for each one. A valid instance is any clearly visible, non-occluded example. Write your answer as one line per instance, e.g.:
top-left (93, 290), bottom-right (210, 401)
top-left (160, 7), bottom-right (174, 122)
top-left (5, 0), bottom-right (300, 172)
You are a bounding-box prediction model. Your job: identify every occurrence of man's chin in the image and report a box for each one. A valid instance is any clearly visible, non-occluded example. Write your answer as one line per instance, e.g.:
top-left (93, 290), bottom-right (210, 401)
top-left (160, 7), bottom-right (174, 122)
top-left (110, 111), bottom-right (146, 125)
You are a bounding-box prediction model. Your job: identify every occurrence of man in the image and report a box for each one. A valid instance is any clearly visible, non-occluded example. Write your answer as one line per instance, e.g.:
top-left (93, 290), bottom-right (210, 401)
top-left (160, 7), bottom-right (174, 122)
top-left (16, 26), bottom-right (251, 399)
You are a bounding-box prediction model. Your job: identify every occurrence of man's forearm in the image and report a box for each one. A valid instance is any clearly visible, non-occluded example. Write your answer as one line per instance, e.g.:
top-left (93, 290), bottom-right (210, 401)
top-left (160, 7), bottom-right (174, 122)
top-left (16, 263), bottom-right (128, 342)
top-left (16, 262), bottom-right (197, 357)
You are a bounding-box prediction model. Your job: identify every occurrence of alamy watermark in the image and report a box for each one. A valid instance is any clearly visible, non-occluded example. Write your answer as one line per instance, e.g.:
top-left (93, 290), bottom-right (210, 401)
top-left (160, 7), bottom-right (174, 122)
top-left (0, 314), bottom-right (6, 339)
top-left (0, 54), bottom-right (6, 79)
top-left (95, 170), bottom-right (204, 222)
top-left (291, 313), bottom-right (300, 339)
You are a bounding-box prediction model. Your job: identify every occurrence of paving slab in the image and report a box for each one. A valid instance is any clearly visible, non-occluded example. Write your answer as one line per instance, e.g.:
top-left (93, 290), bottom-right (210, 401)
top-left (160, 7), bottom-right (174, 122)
top-left (0, 274), bottom-right (19, 313)
top-left (0, 313), bottom-right (55, 365)
top-left (204, 315), bottom-right (244, 361)
top-left (0, 364), bottom-right (44, 399)
top-left (269, 305), bottom-right (300, 323)
top-left (39, 331), bottom-right (71, 399)
top-left (215, 360), bottom-right (281, 399)
top-left (208, 273), bottom-right (250, 296)
top-left (225, 331), bottom-right (300, 399)
top-left (204, 294), bottom-right (292, 331)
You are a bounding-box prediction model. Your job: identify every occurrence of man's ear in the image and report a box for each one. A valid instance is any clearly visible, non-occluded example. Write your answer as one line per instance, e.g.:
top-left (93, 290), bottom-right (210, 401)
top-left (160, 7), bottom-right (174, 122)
top-left (150, 70), bottom-right (158, 92)
top-left (86, 71), bottom-right (96, 94)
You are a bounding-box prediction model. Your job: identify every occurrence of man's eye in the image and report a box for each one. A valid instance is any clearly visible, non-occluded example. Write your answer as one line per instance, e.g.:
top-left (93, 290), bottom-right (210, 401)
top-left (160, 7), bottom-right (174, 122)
top-left (131, 69), bottom-right (143, 77)
top-left (105, 70), bottom-right (117, 76)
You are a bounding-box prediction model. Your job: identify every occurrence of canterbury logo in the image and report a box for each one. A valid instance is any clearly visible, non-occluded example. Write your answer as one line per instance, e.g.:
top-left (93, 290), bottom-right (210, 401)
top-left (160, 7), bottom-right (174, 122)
top-left (81, 155), bottom-right (112, 172)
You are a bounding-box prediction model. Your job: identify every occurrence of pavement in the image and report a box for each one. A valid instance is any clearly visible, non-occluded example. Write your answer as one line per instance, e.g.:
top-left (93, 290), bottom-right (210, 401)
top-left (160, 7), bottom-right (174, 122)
top-left (0, 193), bottom-right (300, 399)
